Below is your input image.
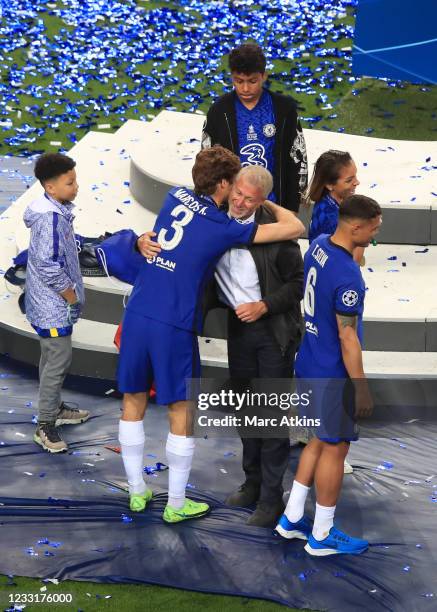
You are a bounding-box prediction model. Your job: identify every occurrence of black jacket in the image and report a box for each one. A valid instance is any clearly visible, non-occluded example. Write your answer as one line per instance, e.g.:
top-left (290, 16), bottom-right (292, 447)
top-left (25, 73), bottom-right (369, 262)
top-left (202, 89), bottom-right (308, 212)
top-left (204, 204), bottom-right (304, 353)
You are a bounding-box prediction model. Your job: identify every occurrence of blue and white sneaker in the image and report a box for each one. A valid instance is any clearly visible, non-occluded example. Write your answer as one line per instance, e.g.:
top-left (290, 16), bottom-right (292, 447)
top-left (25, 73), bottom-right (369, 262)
top-left (304, 526), bottom-right (368, 556)
top-left (274, 514), bottom-right (313, 540)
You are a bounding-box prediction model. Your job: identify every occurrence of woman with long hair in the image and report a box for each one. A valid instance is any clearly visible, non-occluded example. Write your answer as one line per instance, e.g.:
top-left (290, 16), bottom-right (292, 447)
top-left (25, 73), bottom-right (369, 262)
top-left (306, 150), bottom-right (364, 264)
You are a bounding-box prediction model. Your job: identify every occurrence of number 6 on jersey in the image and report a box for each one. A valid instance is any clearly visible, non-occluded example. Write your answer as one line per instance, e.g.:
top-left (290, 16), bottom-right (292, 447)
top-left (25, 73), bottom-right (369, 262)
top-left (304, 266), bottom-right (317, 317)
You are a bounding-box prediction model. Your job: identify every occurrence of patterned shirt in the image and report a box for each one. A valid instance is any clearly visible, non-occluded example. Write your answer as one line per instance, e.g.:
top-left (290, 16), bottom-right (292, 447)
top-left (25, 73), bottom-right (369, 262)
top-left (235, 90), bottom-right (276, 200)
top-left (308, 192), bottom-right (340, 243)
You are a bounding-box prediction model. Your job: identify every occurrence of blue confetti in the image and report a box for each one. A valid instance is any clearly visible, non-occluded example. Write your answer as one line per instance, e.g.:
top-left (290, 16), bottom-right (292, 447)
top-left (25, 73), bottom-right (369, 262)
top-left (144, 462), bottom-right (168, 475)
top-left (121, 514), bottom-right (133, 523)
top-left (415, 248), bottom-right (429, 253)
top-left (375, 461), bottom-right (394, 472)
top-left (0, 0), bottom-right (364, 154)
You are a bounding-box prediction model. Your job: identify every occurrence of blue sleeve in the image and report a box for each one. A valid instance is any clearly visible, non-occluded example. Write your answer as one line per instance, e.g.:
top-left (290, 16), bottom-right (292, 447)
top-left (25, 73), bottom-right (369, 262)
top-left (32, 213), bottom-right (73, 293)
top-left (224, 218), bottom-right (258, 248)
top-left (334, 276), bottom-right (365, 316)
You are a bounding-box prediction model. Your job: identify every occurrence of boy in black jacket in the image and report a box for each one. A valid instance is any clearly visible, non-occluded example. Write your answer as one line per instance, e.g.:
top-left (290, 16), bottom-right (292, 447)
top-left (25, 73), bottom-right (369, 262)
top-left (202, 42), bottom-right (308, 213)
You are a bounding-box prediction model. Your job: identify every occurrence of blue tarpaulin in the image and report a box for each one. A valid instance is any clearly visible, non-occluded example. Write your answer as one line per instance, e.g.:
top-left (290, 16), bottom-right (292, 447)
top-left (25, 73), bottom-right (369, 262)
top-left (0, 358), bottom-right (436, 611)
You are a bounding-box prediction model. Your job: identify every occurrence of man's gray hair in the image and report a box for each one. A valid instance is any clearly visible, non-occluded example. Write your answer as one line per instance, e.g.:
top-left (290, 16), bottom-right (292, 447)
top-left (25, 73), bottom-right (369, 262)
top-left (237, 165), bottom-right (273, 199)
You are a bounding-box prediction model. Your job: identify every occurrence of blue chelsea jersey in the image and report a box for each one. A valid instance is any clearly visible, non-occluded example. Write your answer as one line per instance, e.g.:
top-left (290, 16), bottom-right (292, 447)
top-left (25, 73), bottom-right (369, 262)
top-left (295, 234), bottom-right (366, 379)
top-left (308, 192), bottom-right (340, 243)
top-left (127, 187), bottom-right (257, 333)
top-left (235, 90), bottom-right (276, 198)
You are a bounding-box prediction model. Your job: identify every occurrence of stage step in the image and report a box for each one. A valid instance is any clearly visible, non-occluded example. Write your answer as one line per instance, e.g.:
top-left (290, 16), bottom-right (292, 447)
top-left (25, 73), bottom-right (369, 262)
top-left (129, 111), bottom-right (437, 245)
top-left (1, 290), bottom-right (436, 381)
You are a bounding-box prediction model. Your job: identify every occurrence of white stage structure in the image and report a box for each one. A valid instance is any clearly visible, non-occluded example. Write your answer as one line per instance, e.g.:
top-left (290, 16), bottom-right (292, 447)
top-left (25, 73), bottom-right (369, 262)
top-left (1, 111), bottom-right (437, 381)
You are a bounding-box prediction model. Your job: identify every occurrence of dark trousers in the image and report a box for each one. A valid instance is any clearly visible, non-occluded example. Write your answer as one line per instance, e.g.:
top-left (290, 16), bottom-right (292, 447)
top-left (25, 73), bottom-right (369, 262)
top-left (228, 315), bottom-right (296, 505)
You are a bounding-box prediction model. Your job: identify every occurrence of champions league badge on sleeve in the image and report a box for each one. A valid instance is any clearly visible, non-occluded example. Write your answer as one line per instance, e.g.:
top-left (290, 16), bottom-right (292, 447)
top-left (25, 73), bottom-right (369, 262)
top-left (263, 123), bottom-right (276, 138)
top-left (342, 290), bottom-right (359, 307)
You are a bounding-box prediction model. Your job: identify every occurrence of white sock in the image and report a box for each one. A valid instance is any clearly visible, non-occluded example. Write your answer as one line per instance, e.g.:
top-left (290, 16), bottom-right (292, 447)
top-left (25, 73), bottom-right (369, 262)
top-left (312, 503), bottom-right (336, 541)
top-left (284, 480), bottom-right (310, 523)
top-left (166, 432), bottom-right (195, 509)
top-left (119, 420), bottom-right (147, 496)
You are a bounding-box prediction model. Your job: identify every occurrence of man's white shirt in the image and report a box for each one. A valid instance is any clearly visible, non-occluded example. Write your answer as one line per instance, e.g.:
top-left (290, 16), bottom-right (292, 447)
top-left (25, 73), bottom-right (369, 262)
top-left (215, 212), bottom-right (261, 309)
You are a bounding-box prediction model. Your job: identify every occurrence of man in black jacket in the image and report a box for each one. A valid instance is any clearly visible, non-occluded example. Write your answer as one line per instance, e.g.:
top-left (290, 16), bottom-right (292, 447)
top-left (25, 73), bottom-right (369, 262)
top-left (202, 42), bottom-right (308, 213)
top-left (213, 165), bottom-right (304, 527)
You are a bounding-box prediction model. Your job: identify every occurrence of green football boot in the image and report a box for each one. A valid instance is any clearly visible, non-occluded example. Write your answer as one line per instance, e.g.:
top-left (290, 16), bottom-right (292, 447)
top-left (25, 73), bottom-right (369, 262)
top-left (163, 498), bottom-right (210, 523)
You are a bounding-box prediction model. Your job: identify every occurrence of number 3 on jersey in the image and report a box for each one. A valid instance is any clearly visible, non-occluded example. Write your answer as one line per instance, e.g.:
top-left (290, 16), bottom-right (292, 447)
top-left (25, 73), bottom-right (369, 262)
top-left (304, 266), bottom-right (317, 317)
top-left (158, 204), bottom-right (194, 250)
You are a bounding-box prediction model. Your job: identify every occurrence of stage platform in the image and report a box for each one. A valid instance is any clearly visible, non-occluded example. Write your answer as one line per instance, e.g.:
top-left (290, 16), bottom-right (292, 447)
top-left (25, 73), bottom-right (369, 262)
top-left (1, 111), bottom-right (437, 380)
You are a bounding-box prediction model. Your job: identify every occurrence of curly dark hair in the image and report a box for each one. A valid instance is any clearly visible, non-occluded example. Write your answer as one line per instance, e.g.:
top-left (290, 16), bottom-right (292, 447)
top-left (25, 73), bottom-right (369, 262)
top-left (192, 146), bottom-right (241, 195)
top-left (34, 153), bottom-right (76, 184)
top-left (229, 42), bottom-right (266, 74)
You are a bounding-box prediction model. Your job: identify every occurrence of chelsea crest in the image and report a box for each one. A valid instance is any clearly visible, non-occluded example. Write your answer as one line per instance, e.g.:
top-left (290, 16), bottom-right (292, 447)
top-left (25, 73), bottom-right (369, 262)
top-left (263, 123), bottom-right (276, 137)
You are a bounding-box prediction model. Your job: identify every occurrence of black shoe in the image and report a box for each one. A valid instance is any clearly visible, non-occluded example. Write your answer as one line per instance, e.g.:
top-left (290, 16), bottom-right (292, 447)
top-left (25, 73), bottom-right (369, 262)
top-left (246, 500), bottom-right (285, 528)
top-left (225, 482), bottom-right (260, 507)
